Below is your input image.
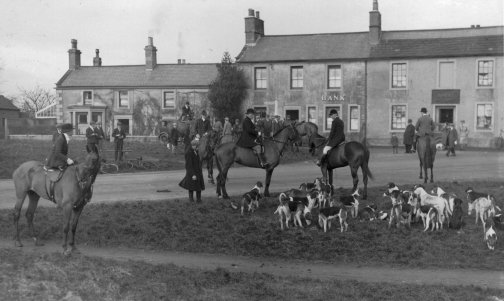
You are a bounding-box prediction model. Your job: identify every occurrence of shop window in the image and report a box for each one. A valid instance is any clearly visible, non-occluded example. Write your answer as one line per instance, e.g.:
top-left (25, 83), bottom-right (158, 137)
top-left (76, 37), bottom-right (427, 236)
top-left (476, 103), bottom-right (493, 130)
top-left (391, 105), bottom-right (407, 130)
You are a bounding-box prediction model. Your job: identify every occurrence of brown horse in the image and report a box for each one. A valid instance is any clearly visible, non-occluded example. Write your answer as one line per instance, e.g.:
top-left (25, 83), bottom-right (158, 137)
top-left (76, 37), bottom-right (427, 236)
top-left (197, 129), bottom-right (219, 184)
top-left (214, 124), bottom-right (299, 198)
top-left (416, 135), bottom-right (437, 183)
top-left (294, 121), bottom-right (319, 145)
top-left (311, 136), bottom-right (373, 199)
top-left (13, 152), bottom-right (100, 255)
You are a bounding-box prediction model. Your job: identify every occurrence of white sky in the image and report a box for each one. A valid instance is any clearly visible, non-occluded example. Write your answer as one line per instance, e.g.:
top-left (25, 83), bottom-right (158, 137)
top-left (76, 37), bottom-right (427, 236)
top-left (0, 0), bottom-right (502, 98)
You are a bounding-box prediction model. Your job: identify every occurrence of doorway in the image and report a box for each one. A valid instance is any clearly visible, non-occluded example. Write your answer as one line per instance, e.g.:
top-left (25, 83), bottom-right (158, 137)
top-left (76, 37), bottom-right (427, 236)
top-left (435, 105), bottom-right (456, 131)
top-left (285, 109), bottom-right (300, 123)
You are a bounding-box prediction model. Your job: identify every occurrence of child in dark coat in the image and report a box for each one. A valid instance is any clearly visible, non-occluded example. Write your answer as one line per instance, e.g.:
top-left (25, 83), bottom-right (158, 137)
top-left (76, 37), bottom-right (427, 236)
top-left (391, 133), bottom-right (399, 154)
top-left (179, 139), bottom-right (205, 202)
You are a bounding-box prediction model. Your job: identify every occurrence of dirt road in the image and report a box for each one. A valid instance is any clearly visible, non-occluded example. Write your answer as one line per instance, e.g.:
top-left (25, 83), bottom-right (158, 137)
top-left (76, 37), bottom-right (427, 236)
top-left (0, 149), bottom-right (502, 209)
top-left (1, 239), bottom-right (502, 289)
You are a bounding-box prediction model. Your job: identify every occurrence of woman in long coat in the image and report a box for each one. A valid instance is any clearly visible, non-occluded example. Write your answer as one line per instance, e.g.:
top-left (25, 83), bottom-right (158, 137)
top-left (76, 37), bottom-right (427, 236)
top-left (221, 116), bottom-right (233, 144)
top-left (403, 119), bottom-right (415, 153)
top-left (179, 140), bottom-right (205, 202)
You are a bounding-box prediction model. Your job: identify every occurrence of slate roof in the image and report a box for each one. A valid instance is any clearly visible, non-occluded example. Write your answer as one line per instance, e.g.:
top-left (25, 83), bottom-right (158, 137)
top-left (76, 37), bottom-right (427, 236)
top-left (0, 95), bottom-right (19, 111)
top-left (237, 27), bottom-right (503, 63)
top-left (237, 32), bottom-right (371, 63)
top-left (56, 64), bottom-right (218, 88)
top-left (370, 35), bottom-right (503, 59)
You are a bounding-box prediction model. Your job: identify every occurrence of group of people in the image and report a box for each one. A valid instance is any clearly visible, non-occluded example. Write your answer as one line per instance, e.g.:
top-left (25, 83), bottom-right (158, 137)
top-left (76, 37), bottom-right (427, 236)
top-left (398, 109), bottom-right (470, 157)
top-left (46, 121), bottom-right (128, 170)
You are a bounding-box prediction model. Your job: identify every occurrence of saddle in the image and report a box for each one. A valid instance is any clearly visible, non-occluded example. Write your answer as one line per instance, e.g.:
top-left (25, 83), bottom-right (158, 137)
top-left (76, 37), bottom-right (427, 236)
top-left (43, 166), bottom-right (67, 203)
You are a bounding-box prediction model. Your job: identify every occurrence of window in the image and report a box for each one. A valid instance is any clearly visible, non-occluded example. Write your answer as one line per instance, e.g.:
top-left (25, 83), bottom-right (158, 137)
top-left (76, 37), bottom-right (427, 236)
top-left (477, 60), bottom-right (494, 87)
top-left (391, 105), bottom-right (407, 130)
top-left (324, 106), bottom-right (341, 132)
top-left (163, 91), bottom-right (175, 109)
top-left (307, 106), bottom-right (317, 124)
top-left (438, 61), bottom-right (455, 88)
top-left (391, 63), bottom-right (407, 89)
top-left (349, 105), bottom-right (360, 132)
top-left (290, 66), bottom-right (303, 89)
top-left (476, 103), bottom-right (493, 130)
top-left (82, 91), bottom-right (93, 105)
top-left (118, 90), bottom-right (129, 108)
top-left (78, 114), bottom-right (87, 124)
top-left (254, 67), bottom-right (267, 89)
top-left (327, 65), bottom-right (342, 89)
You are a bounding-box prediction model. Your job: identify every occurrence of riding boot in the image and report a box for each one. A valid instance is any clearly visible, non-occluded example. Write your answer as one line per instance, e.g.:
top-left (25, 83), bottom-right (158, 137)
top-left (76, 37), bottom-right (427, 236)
top-left (188, 191), bottom-right (194, 202)
top-left (196, 191), bottom-right (202, 203)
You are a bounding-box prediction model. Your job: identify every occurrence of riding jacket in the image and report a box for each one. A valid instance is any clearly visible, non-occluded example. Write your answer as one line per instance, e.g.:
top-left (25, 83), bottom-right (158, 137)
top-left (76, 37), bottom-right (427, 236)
top-left (181, 105), bottom-right (193, 121)
top-left (194, 117), bottom-right (211, 137)
top-left (46, 134), bottom-right (69, 168)
top-left (326, 117), bottom-right (345, 147)
top-left (236, 116), bottom-right (260, 148)
top-left (415, 115), bottom-right (435, 136)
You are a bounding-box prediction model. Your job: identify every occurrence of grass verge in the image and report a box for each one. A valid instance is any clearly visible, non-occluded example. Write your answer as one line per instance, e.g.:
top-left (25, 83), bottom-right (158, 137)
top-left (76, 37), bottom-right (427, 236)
top-left (2, 181), bottom-right (503, 271)
top-left (0, 248), bottom-right (501, 301)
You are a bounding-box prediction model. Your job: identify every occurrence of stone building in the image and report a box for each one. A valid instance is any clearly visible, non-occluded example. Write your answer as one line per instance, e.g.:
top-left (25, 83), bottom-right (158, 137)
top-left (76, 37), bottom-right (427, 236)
top-left (0, 95), bottom-right (20, 139)
top-left (236, 1), bottom-right (503, 147)
top-left (55, 38), bottom-right (217, 136)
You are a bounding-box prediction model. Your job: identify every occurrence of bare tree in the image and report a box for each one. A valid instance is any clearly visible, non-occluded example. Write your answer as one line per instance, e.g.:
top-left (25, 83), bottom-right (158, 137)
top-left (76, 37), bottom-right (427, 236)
top-left (16, 86), bottom-right (56, 117)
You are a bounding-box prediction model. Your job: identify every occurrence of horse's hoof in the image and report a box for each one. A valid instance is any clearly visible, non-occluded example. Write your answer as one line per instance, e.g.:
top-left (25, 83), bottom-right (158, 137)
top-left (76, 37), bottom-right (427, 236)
top-left (217, 195), bottom-right (222, 199)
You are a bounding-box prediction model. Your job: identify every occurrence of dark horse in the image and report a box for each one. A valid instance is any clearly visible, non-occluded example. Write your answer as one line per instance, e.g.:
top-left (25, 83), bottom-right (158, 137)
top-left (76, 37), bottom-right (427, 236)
top-left (197, 129), bottom-right (219, 184)
top-left (311, 135), bottom-right (373, 199)
top-left (416, 135), bottom-right (437, 183)
top-left (214, 124), bottom-right (299, 198)
top-left (13, 152), bottom-right (100, 255)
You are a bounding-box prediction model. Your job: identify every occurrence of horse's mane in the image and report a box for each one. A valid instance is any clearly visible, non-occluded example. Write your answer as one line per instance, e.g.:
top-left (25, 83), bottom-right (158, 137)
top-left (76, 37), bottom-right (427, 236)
top-left (271, 125), bottom-right (290, 137)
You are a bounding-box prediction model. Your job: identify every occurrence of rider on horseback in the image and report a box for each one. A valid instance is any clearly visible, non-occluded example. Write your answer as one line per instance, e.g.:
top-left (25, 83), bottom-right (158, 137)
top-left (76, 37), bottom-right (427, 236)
top-left (415, 107), bottom-right (435, 140)
top-left (46, 123), bottom-right (75, 170)
top-left (180, 101), bottom-right (194, 121)
top-left (316, 109), bottom-right (345, 166)
top-left (194, 110), bottom-right (211, 140)
top-left (236, 108), bottom-right (269, 168)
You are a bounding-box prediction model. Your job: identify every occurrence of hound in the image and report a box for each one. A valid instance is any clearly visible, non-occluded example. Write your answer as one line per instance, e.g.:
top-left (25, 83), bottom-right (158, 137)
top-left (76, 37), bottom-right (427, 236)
top-left (431, 185), bottom-right (456, 224)
top-left (299, 178), bottom-right (322, 192)
top-left (274, 190), bottom-right (319, 230)
top-left (240, 181), bottom-right (263, 216)
top-left (414, 185), bottom-right (450, 229)
top-left (339, 190), bottom-right (360, 218)
top-left (449, 198), bottom-right (464, 230)
top-left (318, 201), bottom-right (348, 232)
top-left (485, 221), bottom-right (497, 251)
top-left (466, 188), bottom-right (501, 233)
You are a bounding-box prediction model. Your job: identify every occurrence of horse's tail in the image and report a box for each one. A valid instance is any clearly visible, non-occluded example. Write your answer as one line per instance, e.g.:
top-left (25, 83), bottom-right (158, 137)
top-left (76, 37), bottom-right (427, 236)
top-left (360, 138), bottom-right (374, 180)
top-left (425, 135), bottom-right (433, 168)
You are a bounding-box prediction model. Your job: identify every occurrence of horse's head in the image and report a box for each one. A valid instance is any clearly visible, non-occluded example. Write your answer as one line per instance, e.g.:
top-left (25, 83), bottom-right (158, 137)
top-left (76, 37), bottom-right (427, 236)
top-left (287, 123), bottom-right (301, 144)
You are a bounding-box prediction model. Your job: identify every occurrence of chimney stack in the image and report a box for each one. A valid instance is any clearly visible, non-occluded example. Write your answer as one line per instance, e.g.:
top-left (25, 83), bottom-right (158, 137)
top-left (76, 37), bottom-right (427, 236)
top-left (93, 49), bottom-right (102, 67)
top-left (68, 39), bottom-right (81, 70)
top-left (245, 8), bottom-right (264, 45)
top-left (178, 59), bottom-right (181, 64)
top-left (369, 0), bottom-right (381, 45)
top-left (144, 36), bottom-right (157, 70)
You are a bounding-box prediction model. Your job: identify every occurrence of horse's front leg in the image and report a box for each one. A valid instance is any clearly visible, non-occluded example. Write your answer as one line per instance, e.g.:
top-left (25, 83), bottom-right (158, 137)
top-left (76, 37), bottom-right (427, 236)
top-left (62, 203), bottom-right (73, 256)
top-left (221, 170), bottom-right (230, 199)
top-left (423, 166), bottom-right (428, 184)
top-left (350, 166), bottom-right (359, 195)
top-left (419, 162), bottom-right (423, 179)
top-left (328, 169), bottom-right (334, 195)
top-left (68, 206), bottom-right (85, 254)
top-left (13, 191), bottom-right (28, 247)
top-left (264, 169), bottom-right (274, 197)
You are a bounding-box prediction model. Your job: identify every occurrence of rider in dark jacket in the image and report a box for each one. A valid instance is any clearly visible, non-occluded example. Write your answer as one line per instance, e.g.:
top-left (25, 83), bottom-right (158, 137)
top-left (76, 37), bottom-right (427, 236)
top-left (46, 123), bottom-right (75, 170)
top-left (194, 110), bottom-right (211, 139)
top-left (317, 109), bottom-right (345, 166)
top-left (236, 108), bottom-right (269, 168)
top-left (180, 102), bottom-right (193, 121)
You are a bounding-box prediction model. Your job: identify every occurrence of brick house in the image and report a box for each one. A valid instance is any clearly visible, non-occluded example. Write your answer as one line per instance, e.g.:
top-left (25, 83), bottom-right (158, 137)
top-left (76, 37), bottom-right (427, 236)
top-left (236, 1), bottom-right (503, 147)
top-left (0, 95), bottom-right (20, 139)
top-left (55, 38), bottom-right (218, 136)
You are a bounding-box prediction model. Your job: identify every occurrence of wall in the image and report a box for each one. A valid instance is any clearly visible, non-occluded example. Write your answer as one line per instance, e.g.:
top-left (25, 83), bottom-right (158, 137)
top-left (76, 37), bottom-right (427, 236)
top-left (241, 61), bottom-right (367, 140)
top-left (367, 56), bottom-right (503, 147)
top-left (0, 110), bottom-right (20, 139)
top-left (59, 87), bottom-right (210, 136)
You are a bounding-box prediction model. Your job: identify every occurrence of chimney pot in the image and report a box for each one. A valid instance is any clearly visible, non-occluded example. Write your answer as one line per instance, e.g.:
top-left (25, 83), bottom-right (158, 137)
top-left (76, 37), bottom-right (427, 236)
top-left (182, 59), bottom-right (186, 64)
top-left (476, 24), bottom-right (480, 28)
top-left (71, 39), bottom-right (77, 49)
top-left (255, 11), bottom-right (260, 18)
top-left (68, 39), bottom-right (81, 70)
top-left (148, 37), bottom-right (153, 46)
top-left (373, 0), bottom-right (379, 11)
top-left (471, 25), bottom-right (475, 28)
top-left (248, 8), bottom-right (255, 16)
top-left (95, 49), bottom-right (99, 55)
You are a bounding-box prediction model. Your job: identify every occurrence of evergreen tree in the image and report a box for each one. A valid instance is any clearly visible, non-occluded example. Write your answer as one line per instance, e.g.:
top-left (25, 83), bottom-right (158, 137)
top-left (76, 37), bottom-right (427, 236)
top-left (208, 52), bottom-right (248, 122)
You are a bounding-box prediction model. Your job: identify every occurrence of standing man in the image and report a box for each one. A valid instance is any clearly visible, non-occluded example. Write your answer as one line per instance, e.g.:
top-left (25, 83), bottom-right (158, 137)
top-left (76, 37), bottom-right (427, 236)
top-left (236, 108), bottom-right (269, 168)
top-left (446, 124), bottom-right (458, 157)
top-left (458, 120), bottom-right (469, 150)
top-left (86, 121), bottom-right (99, 153)
top-left (96, 121), bottom-right (106, 154)
top-left (112, 122), bottom-right (127, 161)
top-left (317, 109), bottom-right (345, 166)
top-left (194, 110), bottom-right (211, 140)
top-left (179, 139), bottom-right (205, 203)
top-left (180, 101), bottom-right (193, 121)
top-left (46, 123), bottom-right (75, 170)
top-left (168, 123), bottom-right (179, 153)
top-left (221, 117), bottom-right (233, 144)
top-left (403, 119), bottom-right (416, 153)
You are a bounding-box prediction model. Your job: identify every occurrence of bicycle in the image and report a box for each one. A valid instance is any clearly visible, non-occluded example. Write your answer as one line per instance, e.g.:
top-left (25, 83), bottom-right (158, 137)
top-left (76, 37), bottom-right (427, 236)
top-left (100, 160), bottom-right (119, 174)
top-left (126, 156), bottom-right (159, 170)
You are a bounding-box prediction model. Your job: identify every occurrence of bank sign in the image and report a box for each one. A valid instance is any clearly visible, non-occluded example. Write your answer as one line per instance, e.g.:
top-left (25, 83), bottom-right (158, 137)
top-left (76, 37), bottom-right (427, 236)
top-left (321, 92), bottom-right (345, 102)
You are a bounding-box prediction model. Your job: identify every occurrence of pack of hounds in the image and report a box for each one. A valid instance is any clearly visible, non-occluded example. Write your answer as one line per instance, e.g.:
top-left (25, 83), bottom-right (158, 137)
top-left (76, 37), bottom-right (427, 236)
top-left (235, 179), bottom-right (502, 251)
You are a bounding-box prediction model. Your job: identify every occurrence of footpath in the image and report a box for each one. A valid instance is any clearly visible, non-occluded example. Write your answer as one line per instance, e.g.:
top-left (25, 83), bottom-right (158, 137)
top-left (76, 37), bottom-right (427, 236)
top-left (1, 239), bottom-right (503, 290)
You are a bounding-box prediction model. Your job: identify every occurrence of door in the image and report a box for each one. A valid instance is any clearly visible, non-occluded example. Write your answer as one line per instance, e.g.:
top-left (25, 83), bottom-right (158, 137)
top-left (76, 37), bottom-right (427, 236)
top-left (435, 106), bottom-right (455, 130)
top-left (285, 109), bottom-right (300, 122)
